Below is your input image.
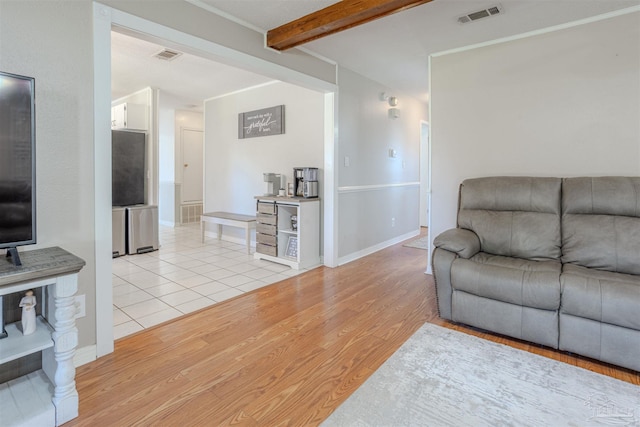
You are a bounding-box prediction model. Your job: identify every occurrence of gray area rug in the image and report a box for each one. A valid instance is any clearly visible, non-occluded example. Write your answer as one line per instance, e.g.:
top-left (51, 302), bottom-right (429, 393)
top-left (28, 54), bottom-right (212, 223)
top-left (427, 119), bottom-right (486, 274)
top-left (402, 236), bottom-right (429, 250)
top-left (322, 323), bottom-right (640, 427)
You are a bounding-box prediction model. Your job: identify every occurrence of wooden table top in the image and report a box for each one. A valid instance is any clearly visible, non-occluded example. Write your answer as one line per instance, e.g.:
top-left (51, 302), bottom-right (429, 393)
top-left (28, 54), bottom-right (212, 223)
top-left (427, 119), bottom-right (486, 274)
top-left (201, 212), bottom-right (256, 222)
top-left (0, 247), bottom-right (85, 287)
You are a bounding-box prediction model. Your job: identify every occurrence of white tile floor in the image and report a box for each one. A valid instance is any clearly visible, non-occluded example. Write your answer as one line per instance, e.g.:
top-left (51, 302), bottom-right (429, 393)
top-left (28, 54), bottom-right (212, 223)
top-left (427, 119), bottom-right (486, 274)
top-left (112, 223), bottom-right (307, 339)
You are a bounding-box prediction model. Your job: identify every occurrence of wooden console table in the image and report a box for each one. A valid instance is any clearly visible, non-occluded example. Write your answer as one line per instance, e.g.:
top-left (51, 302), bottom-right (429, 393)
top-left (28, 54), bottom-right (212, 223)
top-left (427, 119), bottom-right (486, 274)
top-left (0, 247), bottom-right (85, 426)
top-left (201, 212), bottom-right (256, 254)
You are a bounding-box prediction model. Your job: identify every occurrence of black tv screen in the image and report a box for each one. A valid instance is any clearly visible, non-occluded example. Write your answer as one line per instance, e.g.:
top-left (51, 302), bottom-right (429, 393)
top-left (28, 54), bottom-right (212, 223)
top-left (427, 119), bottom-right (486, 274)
top-left (0, 71), bottom-right (36, 251)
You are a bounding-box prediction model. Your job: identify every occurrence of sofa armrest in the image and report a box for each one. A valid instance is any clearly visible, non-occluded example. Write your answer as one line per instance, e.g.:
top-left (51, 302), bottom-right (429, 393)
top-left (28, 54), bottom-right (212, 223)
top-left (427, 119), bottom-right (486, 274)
top-left (431, 229), bottom-right (480, 321)
top-left (433, 228), bottom-right (480, 259)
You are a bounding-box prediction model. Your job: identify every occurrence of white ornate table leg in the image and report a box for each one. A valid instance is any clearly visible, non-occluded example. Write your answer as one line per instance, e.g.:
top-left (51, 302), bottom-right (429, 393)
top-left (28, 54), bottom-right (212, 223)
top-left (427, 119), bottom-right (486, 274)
top-left (43, 273), bottom-right (79, 426)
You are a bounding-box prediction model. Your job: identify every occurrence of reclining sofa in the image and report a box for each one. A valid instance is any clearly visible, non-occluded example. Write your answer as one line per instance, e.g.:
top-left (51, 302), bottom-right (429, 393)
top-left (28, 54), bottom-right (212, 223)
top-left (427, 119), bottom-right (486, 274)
top-left (432, 176), bottom-right (640, 372)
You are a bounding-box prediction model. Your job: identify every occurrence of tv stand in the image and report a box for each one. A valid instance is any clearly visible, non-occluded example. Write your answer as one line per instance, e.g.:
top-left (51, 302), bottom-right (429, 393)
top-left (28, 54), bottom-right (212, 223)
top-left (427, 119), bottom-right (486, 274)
top-left (0, 247), bottom-right (85, 426)
top-left (5, 246), bottom-right (22, 266)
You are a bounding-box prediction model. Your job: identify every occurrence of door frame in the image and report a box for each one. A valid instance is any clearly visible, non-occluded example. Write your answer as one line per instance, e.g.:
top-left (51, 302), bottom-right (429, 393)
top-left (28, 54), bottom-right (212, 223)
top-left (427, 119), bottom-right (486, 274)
top-left (93, 3), bottom-right (337, 357)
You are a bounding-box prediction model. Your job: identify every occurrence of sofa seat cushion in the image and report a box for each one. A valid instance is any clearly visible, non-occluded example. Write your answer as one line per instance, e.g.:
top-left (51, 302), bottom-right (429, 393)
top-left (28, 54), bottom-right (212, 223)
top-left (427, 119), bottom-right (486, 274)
top-left (561, 264), bottom-right (640, 331)
top-left (451, 252), bottom-right (561, 310)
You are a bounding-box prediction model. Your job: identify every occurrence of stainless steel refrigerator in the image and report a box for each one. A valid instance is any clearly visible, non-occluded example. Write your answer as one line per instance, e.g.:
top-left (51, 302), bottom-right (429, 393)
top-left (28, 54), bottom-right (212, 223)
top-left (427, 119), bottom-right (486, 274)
top-left (112, 130), bottom-right (145, 207)
top-left (112, 130), bottom-right (158, 255)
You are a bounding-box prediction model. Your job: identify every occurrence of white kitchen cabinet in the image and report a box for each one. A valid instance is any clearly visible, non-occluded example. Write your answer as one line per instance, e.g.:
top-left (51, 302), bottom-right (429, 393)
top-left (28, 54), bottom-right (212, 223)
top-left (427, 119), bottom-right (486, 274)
top-left (111, 102), bottom-right (147, 130)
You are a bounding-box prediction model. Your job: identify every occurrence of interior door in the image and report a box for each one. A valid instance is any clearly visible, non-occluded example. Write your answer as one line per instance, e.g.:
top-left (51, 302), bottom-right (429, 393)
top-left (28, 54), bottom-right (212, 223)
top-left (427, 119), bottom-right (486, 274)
top-left (181, 128), bottom-right (203, 203)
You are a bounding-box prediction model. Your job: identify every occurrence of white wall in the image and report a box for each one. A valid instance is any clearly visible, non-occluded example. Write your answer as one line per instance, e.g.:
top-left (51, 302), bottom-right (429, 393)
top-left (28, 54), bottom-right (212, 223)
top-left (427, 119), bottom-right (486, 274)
top-left (0, 0), bottom-right (97, 347)
top-left (203, 82), bottom-right (324, 242)
top-left (158, 93), bottom-right (177, 226)
top-left (337, 67), bottom-right (428, 261)
top-left (429, 11), bottom-right (640, 262)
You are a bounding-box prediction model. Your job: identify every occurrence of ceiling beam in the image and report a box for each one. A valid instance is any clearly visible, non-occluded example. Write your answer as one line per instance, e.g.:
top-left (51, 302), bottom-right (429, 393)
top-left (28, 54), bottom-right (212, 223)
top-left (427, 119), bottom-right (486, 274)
top-left (267, 0), bottom-right (433, 51)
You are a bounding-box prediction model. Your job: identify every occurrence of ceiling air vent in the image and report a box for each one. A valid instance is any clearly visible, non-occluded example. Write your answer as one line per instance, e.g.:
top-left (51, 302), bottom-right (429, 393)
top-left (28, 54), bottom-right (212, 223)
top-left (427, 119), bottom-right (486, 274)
top-left (153, 49), bottom-right (182, 61)
top-left (458, 5), bottom-right (503, 24)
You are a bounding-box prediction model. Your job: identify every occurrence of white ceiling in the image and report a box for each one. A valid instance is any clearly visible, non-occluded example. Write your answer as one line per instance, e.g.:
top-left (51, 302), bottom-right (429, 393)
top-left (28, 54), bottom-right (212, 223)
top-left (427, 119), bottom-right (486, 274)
top-left (112, 0), bottom-right (640, 109)
top-left (111, 31), bottom-right (274, 109)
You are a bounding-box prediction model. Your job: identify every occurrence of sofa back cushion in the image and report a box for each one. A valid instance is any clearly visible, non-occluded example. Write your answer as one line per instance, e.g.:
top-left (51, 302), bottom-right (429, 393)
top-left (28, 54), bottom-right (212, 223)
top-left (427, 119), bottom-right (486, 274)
top-left (562, 176), bottom-right (640, 275)
top-left (457, 177), bottom-right (562, 261)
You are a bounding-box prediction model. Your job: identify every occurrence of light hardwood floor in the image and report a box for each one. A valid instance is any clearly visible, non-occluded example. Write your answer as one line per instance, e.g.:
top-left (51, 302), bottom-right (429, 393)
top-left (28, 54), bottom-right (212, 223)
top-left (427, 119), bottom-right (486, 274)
top-left (70, 231), bottom-right (639, 426)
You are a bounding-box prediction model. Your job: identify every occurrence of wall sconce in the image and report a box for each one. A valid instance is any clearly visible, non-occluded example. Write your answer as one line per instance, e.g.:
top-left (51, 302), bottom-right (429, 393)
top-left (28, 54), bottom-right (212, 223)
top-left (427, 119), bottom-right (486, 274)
top-left (380, 92), bottom-right (400, 119)
top-left (380, 92), bottom-right (399, 106)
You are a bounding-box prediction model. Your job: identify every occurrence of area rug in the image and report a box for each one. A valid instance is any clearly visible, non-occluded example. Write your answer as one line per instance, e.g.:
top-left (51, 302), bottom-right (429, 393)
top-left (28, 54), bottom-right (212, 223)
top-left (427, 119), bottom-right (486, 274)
top-left (402, 235), bottom-right (429, 250)
top-left (322, 323), bottom-right (640, 427)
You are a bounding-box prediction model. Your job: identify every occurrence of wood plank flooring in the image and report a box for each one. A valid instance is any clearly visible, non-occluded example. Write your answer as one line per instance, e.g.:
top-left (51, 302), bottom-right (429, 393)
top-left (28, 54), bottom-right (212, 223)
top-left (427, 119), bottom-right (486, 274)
top-left (69, 231), bottom-right (639, 426)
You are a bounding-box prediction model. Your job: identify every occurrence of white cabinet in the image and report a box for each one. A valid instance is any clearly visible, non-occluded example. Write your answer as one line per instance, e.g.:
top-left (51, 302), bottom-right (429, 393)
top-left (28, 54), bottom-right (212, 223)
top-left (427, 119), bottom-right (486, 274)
top-left (0, 247), bottom-right (85, 427)
top-left (111, 102), bottom-right (147, 130)
top-left (254, 197), bottom-right (320, 270)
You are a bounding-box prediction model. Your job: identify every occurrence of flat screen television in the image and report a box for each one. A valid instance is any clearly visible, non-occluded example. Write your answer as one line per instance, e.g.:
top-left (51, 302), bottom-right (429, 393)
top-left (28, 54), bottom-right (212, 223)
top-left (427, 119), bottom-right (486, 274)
top-left (0, 71), bottom-right (36, 267)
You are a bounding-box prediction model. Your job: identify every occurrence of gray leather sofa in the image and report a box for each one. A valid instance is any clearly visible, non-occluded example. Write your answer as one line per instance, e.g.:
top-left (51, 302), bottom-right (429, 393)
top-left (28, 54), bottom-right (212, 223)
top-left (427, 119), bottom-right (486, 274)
top-left (432, 176), bottom-right (640, 372)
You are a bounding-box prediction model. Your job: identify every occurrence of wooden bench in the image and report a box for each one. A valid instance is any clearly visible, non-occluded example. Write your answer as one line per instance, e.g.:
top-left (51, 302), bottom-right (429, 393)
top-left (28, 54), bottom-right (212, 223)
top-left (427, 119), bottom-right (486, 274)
top-left (201, 212), bottom-right (257, 254)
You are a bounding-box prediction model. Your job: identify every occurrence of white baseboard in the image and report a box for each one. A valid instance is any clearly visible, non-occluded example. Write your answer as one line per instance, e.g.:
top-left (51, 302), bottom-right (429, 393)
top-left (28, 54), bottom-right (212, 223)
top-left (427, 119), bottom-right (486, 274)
top-left (338, 229), bottom-right (420, 266)
top-left (74, 344), bottom-right (97, 367)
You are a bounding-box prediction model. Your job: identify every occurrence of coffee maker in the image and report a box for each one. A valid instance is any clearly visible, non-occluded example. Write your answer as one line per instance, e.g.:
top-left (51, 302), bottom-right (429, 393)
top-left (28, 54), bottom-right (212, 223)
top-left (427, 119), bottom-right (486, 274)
top-left (263, 173), bottom-right (284, 196)
top-left (293, 167), bottom-right (319, 198)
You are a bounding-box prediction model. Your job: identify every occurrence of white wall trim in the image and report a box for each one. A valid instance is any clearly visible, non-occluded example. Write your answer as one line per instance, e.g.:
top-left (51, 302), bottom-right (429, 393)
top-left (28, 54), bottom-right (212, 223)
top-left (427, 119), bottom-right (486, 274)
top-left (338, 182), bottom-right (420, 193)
top-left (323, 92), bottom-right (338, 267)
top-left (93, 2), bottom-right (115, 358)
top-left (338, 229), bottom-right (420, 266)
top-left (203, 81), bottom-right (280, 102)
top-left (74, 345), bottom-right (97, 367)
top-left (426, 54), bottom-right (434, 276)
top-left (432, 5), bottom-right (640, 58)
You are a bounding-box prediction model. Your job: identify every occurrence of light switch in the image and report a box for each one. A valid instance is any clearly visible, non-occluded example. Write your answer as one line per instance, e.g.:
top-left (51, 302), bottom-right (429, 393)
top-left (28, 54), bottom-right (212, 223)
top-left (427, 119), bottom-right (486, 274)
top-left (344, 156), bottom-right (350, 167)
top-left (389, 149), bottom-right (397, 158)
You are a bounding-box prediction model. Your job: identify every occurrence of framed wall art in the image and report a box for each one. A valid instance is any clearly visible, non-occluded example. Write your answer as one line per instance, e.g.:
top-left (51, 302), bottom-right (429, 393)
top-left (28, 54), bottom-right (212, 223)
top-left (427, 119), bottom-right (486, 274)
top-left (238, 105), bottom-right (285, 139)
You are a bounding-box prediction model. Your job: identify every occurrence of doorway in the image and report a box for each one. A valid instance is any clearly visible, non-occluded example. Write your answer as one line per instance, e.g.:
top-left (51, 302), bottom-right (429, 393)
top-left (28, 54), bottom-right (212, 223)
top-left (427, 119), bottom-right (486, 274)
top-left (93, 4), bottom-right (337, 358)
top-left (180, 128), bottom-right (204, 224)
